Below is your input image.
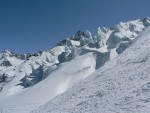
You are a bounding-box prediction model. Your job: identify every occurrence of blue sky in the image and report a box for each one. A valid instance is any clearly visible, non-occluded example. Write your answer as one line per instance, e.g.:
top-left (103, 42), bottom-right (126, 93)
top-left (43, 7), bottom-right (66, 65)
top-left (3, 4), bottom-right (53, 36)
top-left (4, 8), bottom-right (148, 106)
top-left (0, 0), bottom-right (149, 53)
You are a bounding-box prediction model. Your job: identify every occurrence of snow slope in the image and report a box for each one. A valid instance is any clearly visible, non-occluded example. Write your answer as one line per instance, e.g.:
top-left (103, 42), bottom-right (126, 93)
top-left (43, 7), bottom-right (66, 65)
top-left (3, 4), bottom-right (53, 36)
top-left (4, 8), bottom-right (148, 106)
top-left (0, 52), bottom-right (100, 113)
top-left (0, 18), bottom-right (150, 113)
top-left (32, 26), bottom-right (150, 113)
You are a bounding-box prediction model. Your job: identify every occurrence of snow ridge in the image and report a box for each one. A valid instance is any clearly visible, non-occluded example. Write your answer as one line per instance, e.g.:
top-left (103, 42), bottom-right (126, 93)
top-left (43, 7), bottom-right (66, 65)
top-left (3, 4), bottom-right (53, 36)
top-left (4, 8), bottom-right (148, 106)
top-left (32, 26), bottom-right (150, 113)
top-left (0, 18), bottom-right (150, 113)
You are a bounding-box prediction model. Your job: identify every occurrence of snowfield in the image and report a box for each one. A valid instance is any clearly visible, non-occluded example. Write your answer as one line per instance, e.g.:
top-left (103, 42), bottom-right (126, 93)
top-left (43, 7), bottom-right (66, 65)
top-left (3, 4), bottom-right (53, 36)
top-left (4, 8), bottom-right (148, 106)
top-left (0, 52), bottom-right (97, 113)
top-left (0, 18), bottom-right (150, 113)
top-left (32, 26), bottom-right (150, 113)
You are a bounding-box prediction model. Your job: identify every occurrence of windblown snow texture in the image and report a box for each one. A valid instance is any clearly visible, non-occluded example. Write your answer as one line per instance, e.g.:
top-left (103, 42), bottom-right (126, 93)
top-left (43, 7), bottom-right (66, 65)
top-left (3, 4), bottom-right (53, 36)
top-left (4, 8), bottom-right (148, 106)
top-left (0, 18), bottom-right (150, 113)
top-left (32, 26), bottom-right (150, 113)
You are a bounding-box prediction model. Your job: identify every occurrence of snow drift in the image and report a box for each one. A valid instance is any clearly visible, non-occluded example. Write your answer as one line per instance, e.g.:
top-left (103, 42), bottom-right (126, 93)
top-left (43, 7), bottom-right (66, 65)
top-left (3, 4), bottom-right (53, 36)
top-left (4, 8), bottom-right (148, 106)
top-left (32, 26), bottom-right (150, 113)
top-left (0, 18), bottom-right (150, 113)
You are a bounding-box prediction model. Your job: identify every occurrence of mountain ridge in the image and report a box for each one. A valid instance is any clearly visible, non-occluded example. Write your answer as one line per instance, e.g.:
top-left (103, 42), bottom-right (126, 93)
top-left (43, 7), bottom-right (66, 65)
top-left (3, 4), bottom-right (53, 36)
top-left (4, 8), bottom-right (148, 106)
top-left (0, 17), bottom-right (150, 113)
top-left (32, 26), bottom-right (150, 113)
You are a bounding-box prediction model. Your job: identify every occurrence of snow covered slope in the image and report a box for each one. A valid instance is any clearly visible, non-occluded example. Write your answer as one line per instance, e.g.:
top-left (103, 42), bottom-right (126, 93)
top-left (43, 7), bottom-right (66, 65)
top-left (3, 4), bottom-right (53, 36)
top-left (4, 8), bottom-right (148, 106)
top-left (0, 52), bottom-right (98, 113)
top-left (32, 26), bottom-right (150, 113)
top-left (0, 18), bottom-right (150, 113)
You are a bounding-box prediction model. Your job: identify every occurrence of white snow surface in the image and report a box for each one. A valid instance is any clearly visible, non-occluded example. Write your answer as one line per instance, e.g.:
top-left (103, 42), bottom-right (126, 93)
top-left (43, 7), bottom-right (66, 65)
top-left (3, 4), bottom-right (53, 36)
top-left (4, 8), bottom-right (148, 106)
top-left (0, 52), bottom-right (97, 113)
top-left (32, 26), bottom-right (150, 113)
top-left (0, 18), bottom-right (150, 113)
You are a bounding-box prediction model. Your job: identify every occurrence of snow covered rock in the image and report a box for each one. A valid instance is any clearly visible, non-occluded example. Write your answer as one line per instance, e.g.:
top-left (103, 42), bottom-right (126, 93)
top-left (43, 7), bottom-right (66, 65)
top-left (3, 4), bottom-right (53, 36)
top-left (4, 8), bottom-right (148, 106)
top-left (32, 26), bottom-right (150, 113)
top-left (0, 18), bottom-right (150, 113)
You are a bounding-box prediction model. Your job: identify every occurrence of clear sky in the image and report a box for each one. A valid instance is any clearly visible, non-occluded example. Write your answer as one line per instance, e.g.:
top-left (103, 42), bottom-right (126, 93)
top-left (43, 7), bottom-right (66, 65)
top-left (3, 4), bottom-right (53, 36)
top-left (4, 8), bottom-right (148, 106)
top-left (0, 0), bottom-right (150, 53)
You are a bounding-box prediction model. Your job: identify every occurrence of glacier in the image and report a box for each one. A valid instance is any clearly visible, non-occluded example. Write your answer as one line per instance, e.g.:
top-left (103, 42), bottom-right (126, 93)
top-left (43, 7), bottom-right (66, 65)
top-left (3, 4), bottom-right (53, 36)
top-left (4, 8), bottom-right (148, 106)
top-left (32, 25), bottom-right (150, 113)
top-left (0, 18), bottom-right (150, 113)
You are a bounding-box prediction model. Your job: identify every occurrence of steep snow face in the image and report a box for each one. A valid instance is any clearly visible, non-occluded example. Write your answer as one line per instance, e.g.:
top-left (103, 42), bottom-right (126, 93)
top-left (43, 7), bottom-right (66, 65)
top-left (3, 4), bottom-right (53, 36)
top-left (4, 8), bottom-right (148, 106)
top-left (0, 52), bottom-right (99, 113)
top-left (32, 27), bottom-right (150, 113)
top-left (0, 18), bottom-right (150, 113)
